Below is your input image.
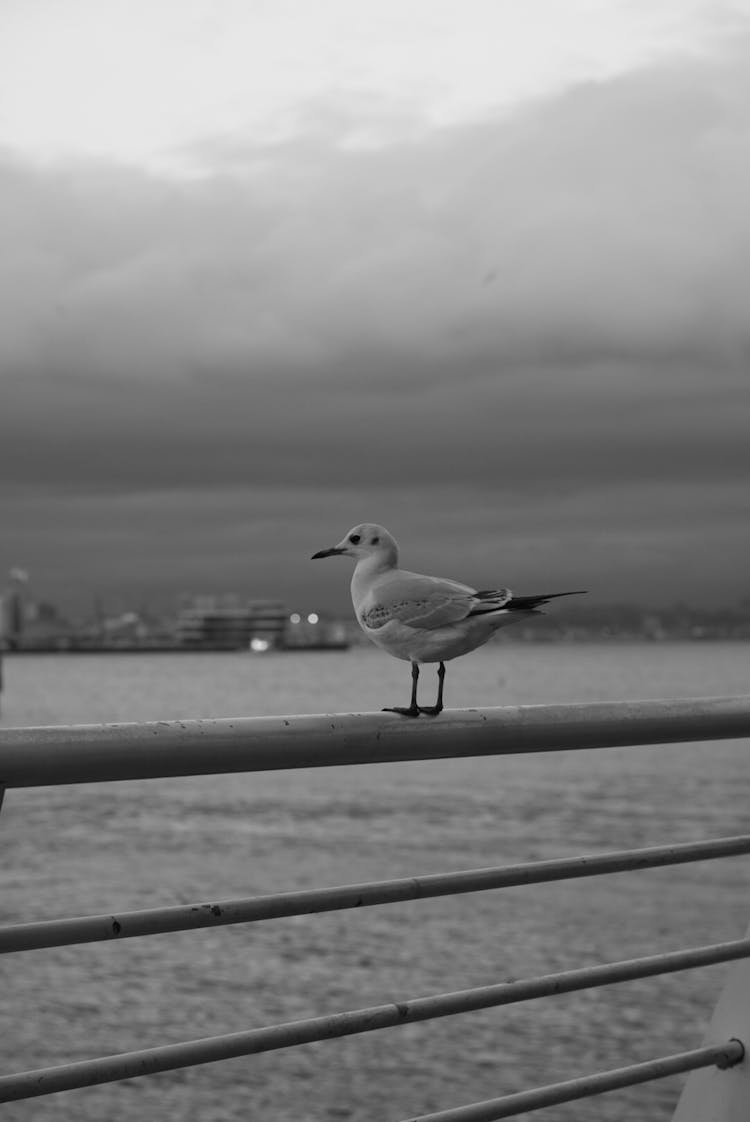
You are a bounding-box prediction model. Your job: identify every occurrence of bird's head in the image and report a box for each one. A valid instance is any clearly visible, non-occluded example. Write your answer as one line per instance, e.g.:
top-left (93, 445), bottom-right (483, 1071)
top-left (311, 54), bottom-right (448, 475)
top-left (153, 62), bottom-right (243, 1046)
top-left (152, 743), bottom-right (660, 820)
top-left (311, 523), bottom-right (398, 565)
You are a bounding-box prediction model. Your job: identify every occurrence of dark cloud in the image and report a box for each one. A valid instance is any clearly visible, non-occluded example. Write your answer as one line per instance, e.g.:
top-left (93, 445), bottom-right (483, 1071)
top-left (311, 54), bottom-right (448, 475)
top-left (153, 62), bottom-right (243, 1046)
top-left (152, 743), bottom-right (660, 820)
top-left (1, 354), bottom-right (747, 496)
top-left (3, 478), bottom-right (748, 613)
top-left (2, 44), bottom-right (750, 606)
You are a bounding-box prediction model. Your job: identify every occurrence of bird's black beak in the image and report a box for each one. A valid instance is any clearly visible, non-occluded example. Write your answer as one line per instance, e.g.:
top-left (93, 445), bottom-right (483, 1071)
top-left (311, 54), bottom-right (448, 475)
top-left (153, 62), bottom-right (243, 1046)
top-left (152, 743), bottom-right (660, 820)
top-left (311, 547), bottom-right (345, 560)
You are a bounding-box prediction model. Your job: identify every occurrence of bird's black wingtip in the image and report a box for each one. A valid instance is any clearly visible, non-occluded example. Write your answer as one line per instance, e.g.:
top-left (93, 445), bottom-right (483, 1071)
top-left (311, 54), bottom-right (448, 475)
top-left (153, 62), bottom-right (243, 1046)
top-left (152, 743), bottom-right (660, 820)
top-left (506, 589), bottom-right (588, 612)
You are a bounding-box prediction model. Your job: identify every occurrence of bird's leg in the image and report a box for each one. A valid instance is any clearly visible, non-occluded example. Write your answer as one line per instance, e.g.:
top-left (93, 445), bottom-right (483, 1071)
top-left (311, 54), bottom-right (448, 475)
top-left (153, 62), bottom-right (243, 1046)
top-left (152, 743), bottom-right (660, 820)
top-left (419, 661), bottom-right (446, 716)
top-left (383, 661), bottom-right (421, 717)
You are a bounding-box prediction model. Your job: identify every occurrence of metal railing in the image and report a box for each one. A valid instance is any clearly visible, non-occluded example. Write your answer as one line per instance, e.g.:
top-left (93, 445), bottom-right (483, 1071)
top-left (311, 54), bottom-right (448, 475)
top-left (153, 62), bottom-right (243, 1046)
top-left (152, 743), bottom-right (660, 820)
top-left (3, 834), bottom-right (750, 954)
top-left (2, 696), bottom-right (750, 786)
top-left (1, 695), bottom-right (750, 1116)
top-left (402, 1042), bottom-right (746, 1122)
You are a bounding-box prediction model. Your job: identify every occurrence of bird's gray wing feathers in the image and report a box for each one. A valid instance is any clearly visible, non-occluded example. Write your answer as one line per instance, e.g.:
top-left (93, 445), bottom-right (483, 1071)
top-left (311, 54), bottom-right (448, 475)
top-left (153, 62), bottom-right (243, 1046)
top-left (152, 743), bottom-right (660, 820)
top-left (466, 588), bottom-right (515, 616)
top-left (361, 574), bottom-right (511, 631)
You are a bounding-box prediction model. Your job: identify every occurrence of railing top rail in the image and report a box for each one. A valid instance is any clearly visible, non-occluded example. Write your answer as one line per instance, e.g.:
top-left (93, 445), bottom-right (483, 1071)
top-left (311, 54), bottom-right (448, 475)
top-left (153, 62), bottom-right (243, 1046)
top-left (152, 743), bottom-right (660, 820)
top-left (1, 695), bottom-right (750, 788)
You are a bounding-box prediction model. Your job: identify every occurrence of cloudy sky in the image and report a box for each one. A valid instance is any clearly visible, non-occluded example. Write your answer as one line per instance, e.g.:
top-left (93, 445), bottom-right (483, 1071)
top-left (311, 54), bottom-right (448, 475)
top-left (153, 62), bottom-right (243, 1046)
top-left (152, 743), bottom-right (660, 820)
top-left (1, 0), bottom-right (749, 616)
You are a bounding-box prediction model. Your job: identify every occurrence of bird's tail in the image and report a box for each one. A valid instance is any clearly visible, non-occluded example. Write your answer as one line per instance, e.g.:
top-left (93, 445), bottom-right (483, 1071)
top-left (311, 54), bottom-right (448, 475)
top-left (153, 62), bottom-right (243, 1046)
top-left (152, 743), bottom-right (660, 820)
top-left (505, 590), bottom-right (587, 614)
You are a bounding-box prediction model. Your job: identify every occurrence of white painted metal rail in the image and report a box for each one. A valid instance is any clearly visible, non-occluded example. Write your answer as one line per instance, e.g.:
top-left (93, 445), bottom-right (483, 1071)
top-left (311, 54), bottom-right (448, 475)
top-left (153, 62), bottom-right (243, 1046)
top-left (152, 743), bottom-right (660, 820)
top-left (2, 696), bottom-right (750, 787)
top-left (1, 696), bottom-right (750, 1117)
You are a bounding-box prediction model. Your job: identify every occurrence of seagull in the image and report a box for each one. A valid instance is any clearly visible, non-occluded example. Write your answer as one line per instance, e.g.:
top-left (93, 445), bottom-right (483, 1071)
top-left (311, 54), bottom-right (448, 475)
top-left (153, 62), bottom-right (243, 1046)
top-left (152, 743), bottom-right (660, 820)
top-left (312, 523), bottom-right (586, 716)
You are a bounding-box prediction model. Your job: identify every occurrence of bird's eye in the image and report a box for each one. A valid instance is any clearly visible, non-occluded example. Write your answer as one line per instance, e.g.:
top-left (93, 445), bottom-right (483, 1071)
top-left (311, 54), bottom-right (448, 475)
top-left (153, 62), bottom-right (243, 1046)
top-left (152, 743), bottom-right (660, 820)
top-left (349, 534), bottom-right (361, 544)
top-left (371, 536), bottom-right (380, 544)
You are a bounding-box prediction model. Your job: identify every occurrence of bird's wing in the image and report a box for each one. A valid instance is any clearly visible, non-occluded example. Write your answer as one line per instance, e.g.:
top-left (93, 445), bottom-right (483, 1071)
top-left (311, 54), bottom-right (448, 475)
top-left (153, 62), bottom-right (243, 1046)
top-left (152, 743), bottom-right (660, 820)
top-left (360, 572), bottom-right (511, 631)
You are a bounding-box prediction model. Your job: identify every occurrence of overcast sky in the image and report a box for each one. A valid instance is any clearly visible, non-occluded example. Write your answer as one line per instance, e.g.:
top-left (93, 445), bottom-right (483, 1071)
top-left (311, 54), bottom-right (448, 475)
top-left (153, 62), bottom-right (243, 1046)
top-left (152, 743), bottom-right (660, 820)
top-left (1, 0), bottom-right (749, 615)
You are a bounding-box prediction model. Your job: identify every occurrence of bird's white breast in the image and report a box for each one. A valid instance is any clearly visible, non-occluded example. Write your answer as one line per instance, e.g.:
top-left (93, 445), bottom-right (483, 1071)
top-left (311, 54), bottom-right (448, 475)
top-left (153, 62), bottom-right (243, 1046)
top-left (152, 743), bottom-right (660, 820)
top-left (359, 615), bottom-right (500, 663)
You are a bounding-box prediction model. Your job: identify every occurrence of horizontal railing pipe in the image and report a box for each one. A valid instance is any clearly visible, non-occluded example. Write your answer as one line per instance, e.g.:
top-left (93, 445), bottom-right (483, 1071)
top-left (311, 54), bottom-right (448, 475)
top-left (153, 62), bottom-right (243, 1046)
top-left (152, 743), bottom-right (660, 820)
top-left (400, 1041), bottom-right (746, 1122)
top-left (3, 835), bottom-right (750, 954)
top-left (1, 696), bottom-right (750, 788)
top-left (2, 938), bottom-right (750, 1102)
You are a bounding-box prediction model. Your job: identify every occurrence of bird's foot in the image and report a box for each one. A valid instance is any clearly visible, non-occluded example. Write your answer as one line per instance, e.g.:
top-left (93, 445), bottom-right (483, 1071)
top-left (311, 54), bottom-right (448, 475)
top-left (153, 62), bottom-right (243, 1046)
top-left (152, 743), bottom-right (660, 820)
top-left (382, 705), bottom-right (421, 718)
top-left (418, 705), bottom-right (443, 716)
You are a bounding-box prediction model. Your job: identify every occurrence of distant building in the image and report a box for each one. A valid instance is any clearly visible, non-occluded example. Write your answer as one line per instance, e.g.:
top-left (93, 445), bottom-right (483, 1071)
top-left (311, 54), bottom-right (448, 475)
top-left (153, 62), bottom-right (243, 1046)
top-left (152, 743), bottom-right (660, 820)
top-left (177, 596), bottom-right (288, 650)
top-left (284, 612), bottom-right (350, 650)
top-left (0, 568), bottom-right (29, 650)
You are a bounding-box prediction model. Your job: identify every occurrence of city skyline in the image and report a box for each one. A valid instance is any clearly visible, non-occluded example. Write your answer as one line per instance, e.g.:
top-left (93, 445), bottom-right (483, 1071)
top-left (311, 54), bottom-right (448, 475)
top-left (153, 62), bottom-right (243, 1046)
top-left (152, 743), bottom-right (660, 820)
top-left (1, 1), bottom-right (749, 613)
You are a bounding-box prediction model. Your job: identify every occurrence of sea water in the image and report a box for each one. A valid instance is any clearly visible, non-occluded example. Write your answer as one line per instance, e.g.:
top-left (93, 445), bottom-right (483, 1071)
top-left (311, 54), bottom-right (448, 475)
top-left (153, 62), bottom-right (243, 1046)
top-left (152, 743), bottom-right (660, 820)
top-left (1, 642), bottom-right (749, 1121)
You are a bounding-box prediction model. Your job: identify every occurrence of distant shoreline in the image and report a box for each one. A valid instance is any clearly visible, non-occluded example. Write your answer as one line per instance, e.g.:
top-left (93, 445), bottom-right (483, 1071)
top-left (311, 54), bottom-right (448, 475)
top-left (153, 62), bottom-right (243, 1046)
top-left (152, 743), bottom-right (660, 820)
top-left (0, 643), bottom-right (352, 655)
top-left (1, 635), bottom-right (748, 655)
